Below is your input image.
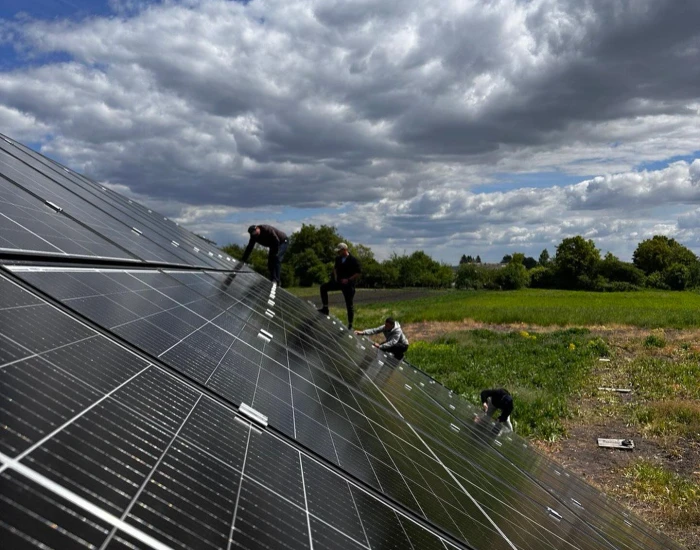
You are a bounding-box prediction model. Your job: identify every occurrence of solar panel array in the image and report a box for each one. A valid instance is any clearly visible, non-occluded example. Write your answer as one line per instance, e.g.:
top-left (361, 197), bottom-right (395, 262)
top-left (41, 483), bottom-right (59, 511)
top-left (0, 132), bottom-right (683, 550)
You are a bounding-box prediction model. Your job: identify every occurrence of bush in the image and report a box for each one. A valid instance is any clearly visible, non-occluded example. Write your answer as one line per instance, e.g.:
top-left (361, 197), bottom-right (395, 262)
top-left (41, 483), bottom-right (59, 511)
top-left (663, 263), bottom-right (691, 290)
top-left (528, 266), bottom-right (555, 288)
top-left (597, 254), bottom-right (646, 286)
top-left (496, 262), bottom-right (530, 290)
top-left (594, 280), bottom-right (641, 292)
top-left (455, 263), bottom-right (499, 290)
top-left (646, 272), bottom-right (669, 290)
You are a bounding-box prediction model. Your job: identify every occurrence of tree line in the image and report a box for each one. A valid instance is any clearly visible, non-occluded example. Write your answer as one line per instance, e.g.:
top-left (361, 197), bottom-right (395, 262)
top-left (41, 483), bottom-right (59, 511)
top-left (223, 224), bottom-right (453, 288)
top-left (223, 226), bottom-right (700, 291)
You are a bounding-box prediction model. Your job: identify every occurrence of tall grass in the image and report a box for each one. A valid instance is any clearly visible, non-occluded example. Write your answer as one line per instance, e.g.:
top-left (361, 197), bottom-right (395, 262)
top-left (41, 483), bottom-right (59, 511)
top-left (286, 288), bottom-right (700, 329)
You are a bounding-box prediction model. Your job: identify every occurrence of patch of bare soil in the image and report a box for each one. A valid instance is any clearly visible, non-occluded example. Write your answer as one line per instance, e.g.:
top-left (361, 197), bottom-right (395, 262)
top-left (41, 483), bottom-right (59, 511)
top-left (406, 320), bottom-right (700, 550)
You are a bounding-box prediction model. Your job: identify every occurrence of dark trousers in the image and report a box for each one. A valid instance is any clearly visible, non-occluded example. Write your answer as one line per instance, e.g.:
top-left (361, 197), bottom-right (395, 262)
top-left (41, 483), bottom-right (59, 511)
top-left (384, 343), bottom-right (409, 360)
top-left (320, 280), bottom-right (355, 326)
top-left (267, 241), bottom-right (288, 285)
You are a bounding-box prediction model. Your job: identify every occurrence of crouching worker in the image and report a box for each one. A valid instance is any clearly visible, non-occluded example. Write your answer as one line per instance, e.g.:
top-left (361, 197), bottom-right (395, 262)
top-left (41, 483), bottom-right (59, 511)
top-left (480, 388), bottom-right (514, 432)
top-left (355, 317), bottom-right (409, 360)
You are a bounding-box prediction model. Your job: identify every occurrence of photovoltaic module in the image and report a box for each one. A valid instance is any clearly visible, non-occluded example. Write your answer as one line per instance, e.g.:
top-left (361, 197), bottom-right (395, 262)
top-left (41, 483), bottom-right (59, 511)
top-left (0, 132), bottom-right (683, 549)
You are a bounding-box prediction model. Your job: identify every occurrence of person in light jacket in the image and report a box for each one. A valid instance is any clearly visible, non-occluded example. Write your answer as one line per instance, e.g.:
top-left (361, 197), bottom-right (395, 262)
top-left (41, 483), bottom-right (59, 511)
top-left (355, 317), bottom-right (409, 360)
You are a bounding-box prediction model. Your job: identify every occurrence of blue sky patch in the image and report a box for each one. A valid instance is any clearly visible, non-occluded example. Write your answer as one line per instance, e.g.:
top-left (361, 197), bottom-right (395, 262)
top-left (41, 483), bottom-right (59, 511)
top-left (636, 152), bottom-right (700, 172)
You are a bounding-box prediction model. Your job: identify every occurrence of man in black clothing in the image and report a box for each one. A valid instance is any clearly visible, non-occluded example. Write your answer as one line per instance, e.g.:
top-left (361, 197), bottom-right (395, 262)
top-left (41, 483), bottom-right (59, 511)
top-left (318, 243), bottom-right (361, 329)
top-left (240, 224), bottom-right (288, 285)
top-left (480, 388), bottom-right (514, 431)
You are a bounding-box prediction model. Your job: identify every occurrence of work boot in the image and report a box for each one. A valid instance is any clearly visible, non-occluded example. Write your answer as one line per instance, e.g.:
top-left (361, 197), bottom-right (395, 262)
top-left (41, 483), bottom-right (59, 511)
top-left (317, 306), bottom-right (329, 315)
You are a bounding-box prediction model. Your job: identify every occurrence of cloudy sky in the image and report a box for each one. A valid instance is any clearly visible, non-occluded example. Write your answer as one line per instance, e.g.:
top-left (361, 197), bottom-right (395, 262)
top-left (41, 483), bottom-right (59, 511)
top-left (1, 0), bottom-right (699, 263)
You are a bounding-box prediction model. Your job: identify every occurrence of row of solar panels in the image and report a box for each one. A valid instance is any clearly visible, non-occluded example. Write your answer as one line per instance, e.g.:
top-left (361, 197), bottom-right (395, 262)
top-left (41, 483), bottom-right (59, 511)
top-left (0, 133), bottom-right (233, 269)
top-left (0, 136), bottom-right (683, 549)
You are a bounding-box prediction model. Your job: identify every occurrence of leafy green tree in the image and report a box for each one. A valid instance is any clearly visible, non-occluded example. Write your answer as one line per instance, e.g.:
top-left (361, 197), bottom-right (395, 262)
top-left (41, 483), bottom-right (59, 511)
top-left (288, 224), bottom-right (347, 265)
top-left (511, 253), bottom-right (525, 264)
top-left (290, 249), bottom-right (329, 286)
top-left (285, 224), bottom-right (352, 286)
top-left (496, 262), bottom-right (530, 290)
top-left (385, 251), bottom-right (453, 288)
top-left (354, 244), bottom-right (384, 287)
top-left (476, 255), bottom-right (482, 264)
top-left (455, 263), bottom-right (483, 289)
top-left (633, 235), bottom-right (698, 275)
top-left (538, 248), bottom-right (550, 266)
top-left (500, 254), bottom-right (512, 264)
top-left (493, 254), bottom-right (529, 289)
top-left (455, 263), bottom-right (499, 289)
top-left (376, 262), bottom-right (400, 287)
top-left (597, 252), bottom-right (645, 286)
top-left (459, 254), bottom-right (469, 264)
top-left (523, 256), bottom-right (538, 270)
top-left (553, 236), bottom-right (600, 289)
top-left (528, 266), bottom-right (555, 288)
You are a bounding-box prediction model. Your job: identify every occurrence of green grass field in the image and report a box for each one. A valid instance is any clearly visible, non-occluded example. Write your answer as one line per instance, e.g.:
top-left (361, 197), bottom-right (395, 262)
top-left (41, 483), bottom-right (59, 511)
top-left (289, 287), bottom-right (700, 328)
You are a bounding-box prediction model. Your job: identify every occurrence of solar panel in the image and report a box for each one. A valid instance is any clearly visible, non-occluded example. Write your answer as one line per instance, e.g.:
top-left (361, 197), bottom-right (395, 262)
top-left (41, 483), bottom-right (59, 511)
top-left (0, 134), bottom-right (234, 270)
top-left (0, 136), bottom-right (684, 550)
top-left (0, 175), bottom-right (137, 261)
top-left (0, 138), bottom-right (228, 268)
top-left (0, 274), bottom-right (464, 550)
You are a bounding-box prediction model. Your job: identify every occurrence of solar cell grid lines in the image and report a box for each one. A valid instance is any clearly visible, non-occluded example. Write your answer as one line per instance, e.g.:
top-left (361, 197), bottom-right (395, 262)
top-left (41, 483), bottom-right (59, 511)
top-left (0, 134), bottom-right (233, 269)
top-left (0, 136), bottom-right (685, 550)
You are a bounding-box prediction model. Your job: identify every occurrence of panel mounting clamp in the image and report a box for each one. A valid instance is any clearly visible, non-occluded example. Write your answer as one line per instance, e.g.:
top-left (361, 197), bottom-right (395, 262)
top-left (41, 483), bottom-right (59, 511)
top-left (239, 403), bottom-right (268, 428)
top-left (547, 507), bottom-right (563, 521)
top-left (131, 227), bottom-right (142, 235)
top-left (45, 200), bottom-right (62, 212)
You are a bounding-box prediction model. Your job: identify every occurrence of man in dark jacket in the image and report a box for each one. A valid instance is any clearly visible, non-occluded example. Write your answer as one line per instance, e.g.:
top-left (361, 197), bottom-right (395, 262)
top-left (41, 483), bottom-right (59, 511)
top-left (318, 243), bottom-right (361, 329)
top-left (355, 317), bottom-right (409, 360)
top-left (240, 224), bottom-right (288, 285)
top-left (480, 388), bottom-right (514, 431)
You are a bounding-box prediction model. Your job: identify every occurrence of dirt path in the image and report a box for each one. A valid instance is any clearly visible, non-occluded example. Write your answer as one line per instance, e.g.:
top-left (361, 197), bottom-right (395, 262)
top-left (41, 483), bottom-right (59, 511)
top-left (405, 320), bottom-right (700, 550)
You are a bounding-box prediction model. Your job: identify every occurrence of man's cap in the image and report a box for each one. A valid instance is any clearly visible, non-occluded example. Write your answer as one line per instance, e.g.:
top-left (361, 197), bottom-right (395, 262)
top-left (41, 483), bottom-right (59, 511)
top-left (247, 225), bottom-right (257, 234)
top-left (335, 243), bottom-right (348, 251)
